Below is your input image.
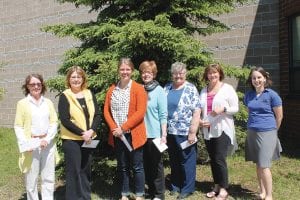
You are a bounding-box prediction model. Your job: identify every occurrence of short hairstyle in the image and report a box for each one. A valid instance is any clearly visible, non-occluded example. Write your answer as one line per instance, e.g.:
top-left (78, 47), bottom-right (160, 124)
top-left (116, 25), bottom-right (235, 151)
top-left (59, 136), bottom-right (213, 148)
top-left (247, 66), bottom-right (272, 90)
top-left (118, 58), bottom-right (135, 71)
top-left (202, 63), bottom-right (225, 82)
top-left (65, 66), bottom-right (88, 90)
top-left (139, 60), bottom-right (158, 78)
top-left (22, 74), bottom-right (47, 96)
top-left (170, 62), bottom-right (187, 74)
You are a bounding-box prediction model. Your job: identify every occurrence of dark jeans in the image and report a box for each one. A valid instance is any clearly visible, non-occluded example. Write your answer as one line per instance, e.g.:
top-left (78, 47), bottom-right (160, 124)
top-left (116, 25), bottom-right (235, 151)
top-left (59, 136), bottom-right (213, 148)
top-left (144, 138), bottom-right (165, 199)
top-left (167, 134), bottom-right (197, 195)
top-left (205, 132), bottom-right (230, 188)
top-left (115, 134), bottom-right (145, 197)
top-left (63, 139), bottom-right (92, 200)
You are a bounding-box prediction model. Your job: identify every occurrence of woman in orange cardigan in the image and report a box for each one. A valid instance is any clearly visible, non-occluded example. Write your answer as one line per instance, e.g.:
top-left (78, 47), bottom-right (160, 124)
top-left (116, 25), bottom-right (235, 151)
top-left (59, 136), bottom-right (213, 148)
top-left (104, 58), bottom-right (147, 200)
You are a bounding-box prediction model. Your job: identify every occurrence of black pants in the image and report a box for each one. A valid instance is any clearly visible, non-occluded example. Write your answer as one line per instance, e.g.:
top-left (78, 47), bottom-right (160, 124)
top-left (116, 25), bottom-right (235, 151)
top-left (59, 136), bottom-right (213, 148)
top-left (143, 138), bottom-right (165, 199)
top-left (63, 139), bottom-right (92, 200)
top-left (205, 132), bottom-right (230, 189)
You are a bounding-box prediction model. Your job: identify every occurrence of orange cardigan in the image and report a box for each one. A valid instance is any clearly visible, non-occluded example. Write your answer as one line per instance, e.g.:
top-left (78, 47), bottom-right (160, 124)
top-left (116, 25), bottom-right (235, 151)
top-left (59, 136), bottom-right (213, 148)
top-left (104, 80), bottom-right (147, 149)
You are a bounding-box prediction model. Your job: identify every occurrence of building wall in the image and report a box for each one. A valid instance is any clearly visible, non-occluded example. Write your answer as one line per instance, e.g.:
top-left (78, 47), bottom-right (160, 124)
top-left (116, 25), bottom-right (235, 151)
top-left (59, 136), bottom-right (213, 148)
top-left (0, 0), bottom-right (97, 127)
top-left (279, 0), bottom-right (300, 139)
top-left (200, 0), bottom-right (280, 91)
top-left (0, 0), bottom-right (281, 127)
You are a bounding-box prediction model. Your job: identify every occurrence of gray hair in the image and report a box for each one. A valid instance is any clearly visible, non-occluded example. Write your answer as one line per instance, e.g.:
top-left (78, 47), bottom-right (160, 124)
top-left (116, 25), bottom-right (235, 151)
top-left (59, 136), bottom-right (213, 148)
top-left (171, 62), bottom-right (187, 74)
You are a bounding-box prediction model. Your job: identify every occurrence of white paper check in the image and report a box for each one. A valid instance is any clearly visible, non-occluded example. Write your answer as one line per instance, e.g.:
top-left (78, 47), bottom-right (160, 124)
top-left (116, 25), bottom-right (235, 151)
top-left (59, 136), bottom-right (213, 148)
top-left (152, 138), bottom-right (168, 152)
top-left (82, 140), bottom-right (100, 148)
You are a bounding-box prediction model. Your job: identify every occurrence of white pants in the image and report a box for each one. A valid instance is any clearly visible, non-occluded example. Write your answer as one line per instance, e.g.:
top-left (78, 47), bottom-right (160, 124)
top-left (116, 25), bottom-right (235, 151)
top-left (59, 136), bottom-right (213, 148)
top-left (25, 142), bottom-right (56, 200)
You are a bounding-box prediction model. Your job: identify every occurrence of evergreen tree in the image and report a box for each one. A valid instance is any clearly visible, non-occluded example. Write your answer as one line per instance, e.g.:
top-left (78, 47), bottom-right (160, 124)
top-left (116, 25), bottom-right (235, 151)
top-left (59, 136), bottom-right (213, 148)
top-left (43, 0), bottom-right (250, 160)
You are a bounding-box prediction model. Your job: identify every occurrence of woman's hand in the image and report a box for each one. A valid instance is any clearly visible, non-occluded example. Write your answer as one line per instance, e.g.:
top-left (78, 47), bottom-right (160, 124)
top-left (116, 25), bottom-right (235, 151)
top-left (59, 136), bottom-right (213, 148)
top-left (82, 129), bottom-right (94, 143)
top-left (40, 140), bottom-right (48, 149)
top-left (199, 120), bottom-right (210, 128)
top-left (211, 106), bottom-right (225, 117)
top-left (188, 133), bottom-right (197, 144)
top-left (112, 126), bottom-right (123, 138)
top-left (160, 135), bottom-right (167, 144)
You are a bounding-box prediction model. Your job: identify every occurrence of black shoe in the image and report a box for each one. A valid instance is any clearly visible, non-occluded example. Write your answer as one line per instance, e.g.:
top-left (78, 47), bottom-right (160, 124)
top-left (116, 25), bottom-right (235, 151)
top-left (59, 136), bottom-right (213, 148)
top-left (176, 193), bottom-right (192, 200)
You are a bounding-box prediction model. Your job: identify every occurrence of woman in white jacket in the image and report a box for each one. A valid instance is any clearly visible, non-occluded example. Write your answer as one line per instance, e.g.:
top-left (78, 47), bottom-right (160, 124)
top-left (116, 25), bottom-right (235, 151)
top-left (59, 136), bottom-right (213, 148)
top-left (199, 64), bottom-right (239, 200)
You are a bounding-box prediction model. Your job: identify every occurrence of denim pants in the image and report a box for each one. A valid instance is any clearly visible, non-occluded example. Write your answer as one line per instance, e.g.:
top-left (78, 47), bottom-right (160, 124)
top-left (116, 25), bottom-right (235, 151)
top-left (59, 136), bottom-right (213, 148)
top-left (115, 133), bottom-right (145, 197)
top-left (167, 134), bottom-right (197, 195)
top-left (144, 138), bottom-right (165, 199)
top-left (205, 132), bottom-right (230, 188)
top-left (63, 139), bottom-right (92, 200)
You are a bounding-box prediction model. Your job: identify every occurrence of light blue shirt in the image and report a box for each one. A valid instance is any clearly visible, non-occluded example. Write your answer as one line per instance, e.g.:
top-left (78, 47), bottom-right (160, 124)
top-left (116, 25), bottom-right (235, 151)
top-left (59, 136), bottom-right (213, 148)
top-left (144, 85), bottom-right (168, 138)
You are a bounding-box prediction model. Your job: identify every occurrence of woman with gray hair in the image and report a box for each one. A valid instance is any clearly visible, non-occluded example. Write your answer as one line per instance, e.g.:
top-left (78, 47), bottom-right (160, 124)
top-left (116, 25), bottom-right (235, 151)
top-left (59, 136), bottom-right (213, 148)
top-left (164, 62), bottom-right (201, 200)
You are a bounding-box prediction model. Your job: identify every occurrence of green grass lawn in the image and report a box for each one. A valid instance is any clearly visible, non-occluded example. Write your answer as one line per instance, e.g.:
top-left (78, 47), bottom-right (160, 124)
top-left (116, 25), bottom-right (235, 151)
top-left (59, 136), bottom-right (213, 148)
top-left (1, 127), bottom-right (300, 200)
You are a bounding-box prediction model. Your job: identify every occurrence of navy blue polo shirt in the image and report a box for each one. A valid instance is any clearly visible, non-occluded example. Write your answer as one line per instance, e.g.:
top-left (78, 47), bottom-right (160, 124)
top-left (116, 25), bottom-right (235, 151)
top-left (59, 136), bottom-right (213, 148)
top-left (244, 88), bottom-right (282, 132)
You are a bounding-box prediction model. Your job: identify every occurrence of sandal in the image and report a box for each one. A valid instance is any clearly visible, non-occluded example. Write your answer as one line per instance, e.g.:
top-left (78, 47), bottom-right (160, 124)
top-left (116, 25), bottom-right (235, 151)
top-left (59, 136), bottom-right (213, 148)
top-left (206, 191), bottom-right (217, 198)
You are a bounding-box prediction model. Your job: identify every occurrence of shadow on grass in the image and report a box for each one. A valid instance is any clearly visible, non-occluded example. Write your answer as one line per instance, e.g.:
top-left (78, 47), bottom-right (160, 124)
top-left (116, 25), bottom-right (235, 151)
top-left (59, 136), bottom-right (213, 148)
top-left (195, 181), bottom-right (257, 199)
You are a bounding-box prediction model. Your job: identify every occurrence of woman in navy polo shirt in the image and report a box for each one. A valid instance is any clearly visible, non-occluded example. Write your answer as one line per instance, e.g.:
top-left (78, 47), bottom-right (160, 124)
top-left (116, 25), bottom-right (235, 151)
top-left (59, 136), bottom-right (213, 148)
top-left (244, 67), bottom-right (283, 200)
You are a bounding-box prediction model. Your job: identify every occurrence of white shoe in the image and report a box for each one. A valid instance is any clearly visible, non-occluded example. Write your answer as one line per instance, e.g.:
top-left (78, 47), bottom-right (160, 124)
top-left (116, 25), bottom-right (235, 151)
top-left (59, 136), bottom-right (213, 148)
top-left (152, 198), bottom-right (161, 200)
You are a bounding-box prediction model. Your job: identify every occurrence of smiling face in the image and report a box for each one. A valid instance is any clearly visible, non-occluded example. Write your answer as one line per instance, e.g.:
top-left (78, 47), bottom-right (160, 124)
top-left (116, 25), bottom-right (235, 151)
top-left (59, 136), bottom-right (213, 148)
top-left (251, 70), bottom-right (266, 91)
top-left (172, 69), bottom-right (186, 88)
top-left (207, 68), bottom-right (220, 84)
top-left (118, 63), bottom-right (133, 82)
top-left (141, 70), bottom-right (154, 84)
top-left (69, 71), bottom-right (83, 92)
top-left (27, 77), bottom-right (42, 99)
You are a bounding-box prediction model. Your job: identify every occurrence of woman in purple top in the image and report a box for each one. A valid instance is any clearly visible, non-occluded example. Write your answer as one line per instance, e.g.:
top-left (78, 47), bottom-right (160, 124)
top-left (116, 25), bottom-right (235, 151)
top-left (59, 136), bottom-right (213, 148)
top-left (244, 67), bottom-right (283, 200)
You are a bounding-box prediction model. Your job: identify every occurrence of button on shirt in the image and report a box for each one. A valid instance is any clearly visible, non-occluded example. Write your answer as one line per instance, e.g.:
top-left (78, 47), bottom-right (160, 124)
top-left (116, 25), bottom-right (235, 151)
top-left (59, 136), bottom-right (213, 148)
top-left (14, 95), bottom-right (57, 145)
top-left (244, 88), bottom-right (282, 132)
top-left (111, 80), bottom-right (132, 127)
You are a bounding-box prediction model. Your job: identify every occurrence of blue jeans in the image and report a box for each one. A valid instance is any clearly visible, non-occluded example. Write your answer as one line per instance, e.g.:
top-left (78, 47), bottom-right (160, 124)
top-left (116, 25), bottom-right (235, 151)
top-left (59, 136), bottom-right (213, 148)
top-left (167, 134), bottom-right (197, 195)
top-left (115, 133), bottom-right (145, 197)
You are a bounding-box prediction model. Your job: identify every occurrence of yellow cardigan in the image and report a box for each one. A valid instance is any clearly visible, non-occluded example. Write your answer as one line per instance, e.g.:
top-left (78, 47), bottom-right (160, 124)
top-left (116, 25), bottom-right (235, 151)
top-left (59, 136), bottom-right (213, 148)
top-left (60, 89), bottom-right (96, 140)
top-left (14, 97), bottom-right (58, 173)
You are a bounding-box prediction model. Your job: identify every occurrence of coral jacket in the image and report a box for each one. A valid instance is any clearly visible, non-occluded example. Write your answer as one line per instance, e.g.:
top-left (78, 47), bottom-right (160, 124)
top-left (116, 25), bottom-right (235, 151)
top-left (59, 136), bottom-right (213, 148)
top-left (104, 80), bottom-right (147, 149)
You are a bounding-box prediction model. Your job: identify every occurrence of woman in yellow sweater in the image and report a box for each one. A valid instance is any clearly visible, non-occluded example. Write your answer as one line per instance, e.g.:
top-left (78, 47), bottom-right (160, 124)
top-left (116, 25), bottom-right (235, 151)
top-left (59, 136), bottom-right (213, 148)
top-left (14, 74), bottom-right (58, 200)
top-left (58, 66), bottom-right (101, 200)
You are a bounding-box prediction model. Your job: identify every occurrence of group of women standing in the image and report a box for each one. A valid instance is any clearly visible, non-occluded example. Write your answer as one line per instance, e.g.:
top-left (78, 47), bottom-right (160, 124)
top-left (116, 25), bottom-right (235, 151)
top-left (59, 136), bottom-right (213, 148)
top-left (14, 57), bottom-right (282, 200)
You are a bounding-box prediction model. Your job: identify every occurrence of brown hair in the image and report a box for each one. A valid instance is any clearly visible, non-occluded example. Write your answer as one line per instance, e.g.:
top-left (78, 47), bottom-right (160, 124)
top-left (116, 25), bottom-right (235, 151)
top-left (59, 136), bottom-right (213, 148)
top-left (202, 63), bottom-right (225, 82)
top-left (247, 66), bottom-right (272, 90)
top-left (139, 60), bottom-right (158, 78)
top-left (118, 58), bottom-right (135, 71)
top-left (22, 74), bottom-right (47, 96)
top-left (65, 66), bottom-right (88, 89)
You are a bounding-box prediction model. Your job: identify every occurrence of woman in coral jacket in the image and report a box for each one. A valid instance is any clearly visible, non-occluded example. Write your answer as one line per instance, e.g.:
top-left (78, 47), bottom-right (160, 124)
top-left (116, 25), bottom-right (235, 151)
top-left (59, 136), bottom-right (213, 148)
top-left (104, 58), bottom-right (147, 200)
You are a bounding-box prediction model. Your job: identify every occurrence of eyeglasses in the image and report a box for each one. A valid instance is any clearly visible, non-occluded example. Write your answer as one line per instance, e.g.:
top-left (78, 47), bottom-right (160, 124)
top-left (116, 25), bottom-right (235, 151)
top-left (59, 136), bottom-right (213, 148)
top-left (28, 83), bottom-right (42, 88)
top-left (172, 71), bottom-right (186, 76)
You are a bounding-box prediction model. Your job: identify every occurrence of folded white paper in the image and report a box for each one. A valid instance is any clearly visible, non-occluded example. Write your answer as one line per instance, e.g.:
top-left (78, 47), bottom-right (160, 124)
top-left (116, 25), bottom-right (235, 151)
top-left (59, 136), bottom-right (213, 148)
top-left (180, 137), bottom-right (198, 150)
top-left (152, 138), bottom-right (168, 153)
top-left (203, 114), bottom-right (218, 124)
top-left (82, 140), bottom-right (100, 148)
top-left (19, 138), bottom-right (41, 153)
top-left (120, 134), bottom-right (133, 152)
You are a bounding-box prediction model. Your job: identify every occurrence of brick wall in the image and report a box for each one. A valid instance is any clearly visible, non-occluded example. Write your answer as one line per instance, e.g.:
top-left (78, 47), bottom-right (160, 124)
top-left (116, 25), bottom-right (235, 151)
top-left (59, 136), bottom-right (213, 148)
top-left (279, 0), bottom-right (300, 139)
top-left (200, 0), bottom-right (280, 91)
top-left (0, 0), bottom-right (97, 127)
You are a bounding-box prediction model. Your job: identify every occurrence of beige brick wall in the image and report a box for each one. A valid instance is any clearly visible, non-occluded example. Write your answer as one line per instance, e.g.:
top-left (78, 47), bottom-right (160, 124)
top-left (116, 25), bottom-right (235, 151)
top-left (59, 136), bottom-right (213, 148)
top-left (200, 0), bottom-right (280, 91)
top-left (0, 0), bottom-right (97, 127)
top-left (0, 0), bottom-right (280, 127)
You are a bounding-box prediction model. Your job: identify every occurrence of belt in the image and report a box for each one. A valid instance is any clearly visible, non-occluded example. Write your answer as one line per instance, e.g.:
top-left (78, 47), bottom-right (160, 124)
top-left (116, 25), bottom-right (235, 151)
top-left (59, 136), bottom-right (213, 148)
top-left (32, 134), bottom-right (47, 139)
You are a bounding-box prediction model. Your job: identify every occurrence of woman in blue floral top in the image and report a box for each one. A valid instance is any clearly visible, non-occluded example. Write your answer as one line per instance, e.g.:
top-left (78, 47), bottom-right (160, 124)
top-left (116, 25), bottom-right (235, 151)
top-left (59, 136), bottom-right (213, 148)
top-left (164, 62), bottom-right (201, 200)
